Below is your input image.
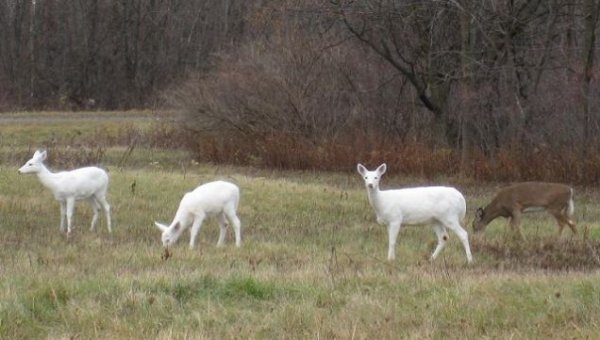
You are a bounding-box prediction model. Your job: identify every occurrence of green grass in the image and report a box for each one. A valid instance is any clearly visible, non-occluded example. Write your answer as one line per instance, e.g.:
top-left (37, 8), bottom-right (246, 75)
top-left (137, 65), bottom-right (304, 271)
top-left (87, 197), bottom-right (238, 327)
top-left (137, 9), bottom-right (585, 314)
top-left (1, 114), bottom-right (600, 338)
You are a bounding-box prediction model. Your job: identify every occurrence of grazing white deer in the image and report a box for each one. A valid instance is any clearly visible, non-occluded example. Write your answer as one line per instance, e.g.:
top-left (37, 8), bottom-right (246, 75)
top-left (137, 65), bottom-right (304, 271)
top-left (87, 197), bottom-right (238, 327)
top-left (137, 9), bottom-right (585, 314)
top-left (154, 180), bottom-right (241, 249)
top-left (18, 150), bottom-right (112, 235)
top-left (357, 163), bottom-right (473, 263)
top-left (472, 182), bottom-right (576, 238)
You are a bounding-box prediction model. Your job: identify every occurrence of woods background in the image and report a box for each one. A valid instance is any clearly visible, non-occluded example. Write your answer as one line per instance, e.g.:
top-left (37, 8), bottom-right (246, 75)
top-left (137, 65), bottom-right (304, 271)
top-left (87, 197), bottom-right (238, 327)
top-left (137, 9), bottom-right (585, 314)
top-left (1, 0), bottom-right (600, 183)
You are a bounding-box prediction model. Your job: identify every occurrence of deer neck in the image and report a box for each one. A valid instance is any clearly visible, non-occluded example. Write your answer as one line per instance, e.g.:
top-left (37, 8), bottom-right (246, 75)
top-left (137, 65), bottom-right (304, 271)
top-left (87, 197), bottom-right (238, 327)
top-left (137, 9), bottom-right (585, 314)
top-left (35, 165), bottom-right (59, 192)
top-left (481, 204), bottom-right (502, 226)
top-left (366, 186), bottom-right (383, 210)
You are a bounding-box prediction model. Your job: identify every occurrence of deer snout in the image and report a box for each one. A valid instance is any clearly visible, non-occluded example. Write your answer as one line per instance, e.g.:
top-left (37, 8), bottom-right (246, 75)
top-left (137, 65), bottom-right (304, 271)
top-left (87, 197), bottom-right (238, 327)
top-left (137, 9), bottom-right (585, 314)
top-left (18, 164), bottom-right (30, 173)
top-left (367, 183), bottom-right (374, 189)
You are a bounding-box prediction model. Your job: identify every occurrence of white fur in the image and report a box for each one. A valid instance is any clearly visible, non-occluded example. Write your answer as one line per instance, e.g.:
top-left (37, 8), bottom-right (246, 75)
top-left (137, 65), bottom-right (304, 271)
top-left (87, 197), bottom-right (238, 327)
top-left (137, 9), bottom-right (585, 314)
top-left (154, 180), bottom-right (241, 249)
top-left (19, 150), bottom-right (111, 234)
top-left (357, 163), bottom-right (472, 262)
top-left (567, 189), bottom-right (575, 217)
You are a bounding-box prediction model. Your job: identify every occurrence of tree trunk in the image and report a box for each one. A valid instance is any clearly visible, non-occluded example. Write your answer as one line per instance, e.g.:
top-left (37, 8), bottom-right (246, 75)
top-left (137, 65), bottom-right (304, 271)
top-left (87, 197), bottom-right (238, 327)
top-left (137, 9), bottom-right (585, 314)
top-left (459, 0), bottom-right (473, 173)
top-left (29, 0), bottom-right (36, 105)
top-left (582, 0), bottom-right (600, 147)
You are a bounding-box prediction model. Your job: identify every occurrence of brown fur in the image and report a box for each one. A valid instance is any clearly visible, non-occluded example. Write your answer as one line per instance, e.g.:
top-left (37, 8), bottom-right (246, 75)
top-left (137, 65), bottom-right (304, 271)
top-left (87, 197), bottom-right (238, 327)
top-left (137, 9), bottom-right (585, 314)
top-left (472, 182), bottom-right (576, 238)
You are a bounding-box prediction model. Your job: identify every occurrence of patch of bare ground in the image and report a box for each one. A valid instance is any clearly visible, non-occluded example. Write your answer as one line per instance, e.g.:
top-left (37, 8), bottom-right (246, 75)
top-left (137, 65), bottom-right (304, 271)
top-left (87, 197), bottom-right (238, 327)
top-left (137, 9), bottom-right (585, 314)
top-left (472, 235), bottom-right (600, 271)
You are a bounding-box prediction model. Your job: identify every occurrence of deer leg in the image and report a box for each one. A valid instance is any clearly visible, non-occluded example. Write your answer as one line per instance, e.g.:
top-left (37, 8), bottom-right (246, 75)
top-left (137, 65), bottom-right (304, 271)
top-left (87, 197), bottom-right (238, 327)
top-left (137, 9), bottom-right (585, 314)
top-left (59, 201), bottom-right (67, 233)
top-left (558, 222), bottom-right (565, 235)
top-left (95, 194), bottom-right (112, 233)
top-left (562, 204), bottom-right (577, 235)
top-left (65, 197), bottom-right (75, 235)
top-left (189, 214), bottom-right (205, 249)
top-left (551, 210), bottom-right (577, 235)
top-left (216, 212), bottom-right (228, 247)
top-left (89, 197), bottom-right (101, 231)
top-left (567, 219), bottom-right (577, 235)
top-left (387, 222), bottom-right (402, 261)
top-left (547, 206), bottom-right (565, 235)
top-left (444, 219), bottom-right (473, 263)
top-left (552, 212), bottom-right (566, 235)
top-left (430, 223), bottom-right (449, 261)
top-left (225, 206), bottom-right (242, 247)
top-left (509, 210), bottom-right (524, 240)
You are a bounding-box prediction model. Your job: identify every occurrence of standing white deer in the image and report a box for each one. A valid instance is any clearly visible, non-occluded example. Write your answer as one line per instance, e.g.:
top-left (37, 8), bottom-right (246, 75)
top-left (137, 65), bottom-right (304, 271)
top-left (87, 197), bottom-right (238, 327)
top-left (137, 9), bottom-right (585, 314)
top-left (357, 163), bottom-right (473, 263)
top-left (154, 180), bottom-right (241, 249)
top-left (18, 150), bottom-right (112, 235)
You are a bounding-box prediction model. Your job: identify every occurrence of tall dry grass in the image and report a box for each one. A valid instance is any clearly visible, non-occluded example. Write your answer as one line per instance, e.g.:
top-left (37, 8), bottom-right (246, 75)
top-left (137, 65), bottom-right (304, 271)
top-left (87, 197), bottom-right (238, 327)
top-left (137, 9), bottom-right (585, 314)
top-left (181, 129), bottom-right (600, 184)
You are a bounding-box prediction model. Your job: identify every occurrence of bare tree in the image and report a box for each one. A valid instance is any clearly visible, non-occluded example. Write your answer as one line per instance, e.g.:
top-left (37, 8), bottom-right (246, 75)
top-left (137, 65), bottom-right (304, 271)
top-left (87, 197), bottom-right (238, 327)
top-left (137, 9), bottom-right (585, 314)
top-left (582, 0), bottom-right (600, 146)
top-left (335, 0), bottom-right (462, 144)
top-left (0, 0), bottom-right (253, 109)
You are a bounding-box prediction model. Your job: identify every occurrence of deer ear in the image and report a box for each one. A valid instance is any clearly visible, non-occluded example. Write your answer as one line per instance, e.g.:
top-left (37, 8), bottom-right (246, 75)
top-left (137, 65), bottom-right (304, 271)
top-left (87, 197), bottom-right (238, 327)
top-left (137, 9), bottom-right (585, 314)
top-left (154, 221), bottom-right (168, 232)
top-left (172, 221), bottom-right (181, 231)
top-left (357, 163), bottom-right (367, 176)
top-left (376, 163), bottom-right (387, 175)
top-left (39, 150), bottom-right (47, 161)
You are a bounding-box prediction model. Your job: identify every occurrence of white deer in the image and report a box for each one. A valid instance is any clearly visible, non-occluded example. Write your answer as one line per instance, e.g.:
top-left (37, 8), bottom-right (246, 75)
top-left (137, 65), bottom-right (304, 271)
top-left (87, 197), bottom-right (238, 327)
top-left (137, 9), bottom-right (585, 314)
top-left (18, 150), bottom-right (112, 235)
top-left (357, 163), bottom-right (473, 263)
top-left (154, 180), bottom-right (241, 249)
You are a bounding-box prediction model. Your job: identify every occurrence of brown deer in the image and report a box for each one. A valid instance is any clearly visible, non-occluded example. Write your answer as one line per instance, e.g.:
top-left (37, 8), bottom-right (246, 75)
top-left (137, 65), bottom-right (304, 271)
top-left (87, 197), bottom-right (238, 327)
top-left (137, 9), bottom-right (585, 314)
top-left (472, 182), bottom-right (576, 238)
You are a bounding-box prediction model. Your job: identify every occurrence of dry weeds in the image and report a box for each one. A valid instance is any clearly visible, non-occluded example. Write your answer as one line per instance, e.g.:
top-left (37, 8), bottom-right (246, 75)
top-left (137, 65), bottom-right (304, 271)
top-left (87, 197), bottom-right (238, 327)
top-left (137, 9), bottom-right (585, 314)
top-left (472, 236), bottom-right (600, 271)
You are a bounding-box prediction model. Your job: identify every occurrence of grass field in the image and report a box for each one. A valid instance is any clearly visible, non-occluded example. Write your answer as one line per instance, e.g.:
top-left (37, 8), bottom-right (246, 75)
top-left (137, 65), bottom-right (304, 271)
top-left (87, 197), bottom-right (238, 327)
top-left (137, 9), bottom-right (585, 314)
top-left (1, 111), bottom-right (600, 339)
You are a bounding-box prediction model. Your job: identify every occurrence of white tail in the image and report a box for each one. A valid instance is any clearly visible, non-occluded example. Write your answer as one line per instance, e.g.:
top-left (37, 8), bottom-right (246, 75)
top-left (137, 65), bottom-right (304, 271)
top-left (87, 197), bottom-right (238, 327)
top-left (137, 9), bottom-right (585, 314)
top-left (154, 180), bottom-right (241, 249)
top-left (472, 182), bottom-right (576, 237)
top-left (19, 150), bottom-right (112, 235)
top-left (357, 163), bottom-right (472, 263)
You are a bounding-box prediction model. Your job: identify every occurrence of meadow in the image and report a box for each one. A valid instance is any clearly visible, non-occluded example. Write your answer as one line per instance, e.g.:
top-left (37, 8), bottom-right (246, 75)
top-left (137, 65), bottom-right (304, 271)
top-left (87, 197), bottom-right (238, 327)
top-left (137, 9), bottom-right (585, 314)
top-left (1, 111), bottom-right (600, 339)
